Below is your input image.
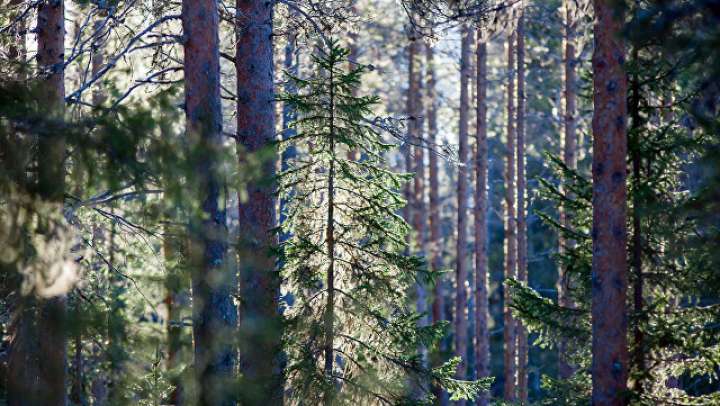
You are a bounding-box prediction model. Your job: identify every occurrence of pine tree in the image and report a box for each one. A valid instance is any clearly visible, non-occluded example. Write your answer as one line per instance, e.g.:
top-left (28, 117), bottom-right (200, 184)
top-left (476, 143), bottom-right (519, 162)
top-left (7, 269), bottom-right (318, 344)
top-left (277, 40), bottom-right (489, 406)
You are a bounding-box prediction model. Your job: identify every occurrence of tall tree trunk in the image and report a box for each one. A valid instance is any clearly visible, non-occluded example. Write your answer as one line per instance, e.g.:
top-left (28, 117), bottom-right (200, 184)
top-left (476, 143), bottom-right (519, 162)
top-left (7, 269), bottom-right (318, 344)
top-left (503, 30), bottom-right (517, 403)
top-left (474, 32), bottom-right (490, 406)
top-left (6, 3), bottom-right (33, 404)
top-left (323, 64), bottom-right (337, 406)
top-left (591, 0), bottom-right (629, 403)
top-left (347, 0), bottom-right (360, 162)
top-left (426, 42), bottom-right (443, 327)
top-left (426, 41), bottom-right (448, 406)
top-left (411, 39), bottom-right (428, 337)
top-left (281, 20), bottom-right (298, 241)
top-left (455, 24), bottom-right (472, 405)
top-left (182, 0), bottom-right (234, 405)
top-left (236, 1), bottom-right (281, 405)
top-left (516, 10), bottom-right (528, 403)
top-left (35, 1), bottom-right (68, 405)
top-left (558, 0), bottom-right (578, 380)
top-left (404, 32), bottom-right (418, 250)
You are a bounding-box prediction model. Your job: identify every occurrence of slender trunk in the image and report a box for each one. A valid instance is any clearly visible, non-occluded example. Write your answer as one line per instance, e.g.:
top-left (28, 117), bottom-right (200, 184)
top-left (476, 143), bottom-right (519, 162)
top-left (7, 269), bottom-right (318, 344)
top-left (455, 25), bottom-right (472, 404)
top-left (426, 43), bottom-right (443, 326)
top-left (503, 30), bottom-right (517, 403)
top-left (323, 64), bottom-right (337, 406)
top-left (182, 0), bottom-right (234, 405)
top-left (426, 41), bottom-right (447, 406)
top-left (404, 34), bottom-right (418, 250)
top-left (516, 10), bottom-right (528, 403)
top-left (412, 39), bottom-right (428, 335)
top-left (474, 32), bottom-right (490, 406)
top-left (281, 23), bottom-right (298, 244)
top-left (236, 1), bottom-right (281, 405)
top-left (558, 0), bottom-right (578, 380)
top-left (6, 3), bottom-right (32, 404)
top-left (36, 1), bottom-right (68, 405)
top-left (347, 0), bottom-right (360, 162)
top-left (629, 42), bottom-right (644, 397)
top-left (591, 0), bottom-right (629, 402)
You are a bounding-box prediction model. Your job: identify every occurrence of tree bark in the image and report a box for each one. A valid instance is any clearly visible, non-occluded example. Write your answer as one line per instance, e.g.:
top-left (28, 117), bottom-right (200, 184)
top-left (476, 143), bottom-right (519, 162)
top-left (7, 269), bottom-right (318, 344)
top-left (411, 36), bottom-right (428, 336)
top-left (591, 0), bottom-right (629, 403)
top-left (6, 3), bottom-right (33, 404)
top-left (474, 31), bottom-right (490, 406)
top-left (504, 30), bottom-right (517, 403)
top-left (455, 24), bottom-right (472, 404)
top-left (629, 41), bottom-right (644, 397)
top-left (236, 1), bottom-right (281, 406)
top-left (516, 10), bottom-right (529, 403)
top-left (35, 1), bottom-right (68, 405)
top-left (404, 33), bottom-right (418, 250)
top-left (323, 63), bottom-right (337, 406)
top-left (426, 42), bottom-right (443, 327)
top-left (182, 0), bottom-right (234, 405)
top-left (558, 0), bottom-right (578, 380)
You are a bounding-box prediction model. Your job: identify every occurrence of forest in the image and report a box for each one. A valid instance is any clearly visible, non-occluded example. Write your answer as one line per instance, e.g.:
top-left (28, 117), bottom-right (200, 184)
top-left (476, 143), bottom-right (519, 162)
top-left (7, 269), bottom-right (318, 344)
top-left (0, 0), bottom-right (719, 405)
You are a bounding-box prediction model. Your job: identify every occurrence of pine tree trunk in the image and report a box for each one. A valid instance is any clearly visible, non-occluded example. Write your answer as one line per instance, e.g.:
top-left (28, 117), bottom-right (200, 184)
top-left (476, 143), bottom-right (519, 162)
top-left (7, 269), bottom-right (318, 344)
top-left (35, 1), bottom-right (68, 404)
top-left (504, 30), bottom-right (517, 403)
top-left (591, 0), bottom-right (629, 402)
top-left (323, 63), bottom-right (337, 406)
top-left (404, 34), bottom-right (418, 250)
top-left (426, 42), bottom-right (443, 327)
top-left (281, 22), bottom-right (298, 245)
top-left (182, 0), bottom-right (234, 405)
top-left (516, 10), bottom-right (529, 403)
top-left (347, 0), bottom-right (360, 162)
top-left (5, 3), bottom-right (33, 403)
top-left (558, 0), bottom-right (578, 380)
top-left (426, 41), bottom-right (448, 406)
top-left (455, 25), bottom-right (472, 404)
top-left (474, 32), bottom-right (490, 406)
top-left (411, 38), bottom-right (428, 335)
top-left (236, 1), bottom-right (281, 405)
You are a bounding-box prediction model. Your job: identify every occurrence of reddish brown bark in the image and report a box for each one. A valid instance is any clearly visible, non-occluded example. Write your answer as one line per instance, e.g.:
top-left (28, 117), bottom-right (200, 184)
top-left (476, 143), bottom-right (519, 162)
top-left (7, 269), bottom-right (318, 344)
top-left (411, 37), bottom-right (427, 331)
top-left (236, 1), bottom-right (281, 406)
top-left (5, 3), bottom-right (34, 404)
top-left (426, 43), bottom-right (444, 327)
top-left (474, 32), bottom-right (490, 406)
top-left (591, 0), bottom-right (629, 403)
top-left (455, 24), bottom-right (472, 400)
top-left (404, 34), bottom-right (419, 249)
top-left (558, 0), bottom-right (578, 380)
top-left (347, 0), bottom-right (360, 162)
top-left (35, 2), bottom-right (68, 405)
top-left (182, 0), bottom-right (234, 404)
top-left (504, 30), bottom-right (517, 403)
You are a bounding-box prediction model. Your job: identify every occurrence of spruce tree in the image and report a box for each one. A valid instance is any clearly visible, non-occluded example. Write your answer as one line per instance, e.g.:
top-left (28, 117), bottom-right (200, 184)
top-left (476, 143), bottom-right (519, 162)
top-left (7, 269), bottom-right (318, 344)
top-left (508, 32), bottom-right (720, 404)
top-left (276, 40), bottom-right (490, 406)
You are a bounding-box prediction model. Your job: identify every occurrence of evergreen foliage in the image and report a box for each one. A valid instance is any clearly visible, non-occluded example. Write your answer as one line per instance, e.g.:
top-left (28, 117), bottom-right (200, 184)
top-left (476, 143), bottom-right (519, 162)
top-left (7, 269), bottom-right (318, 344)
top-left (276, 40), bottom-right (490, 406)
top-left (508, 19), bottom-right (720, 403)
